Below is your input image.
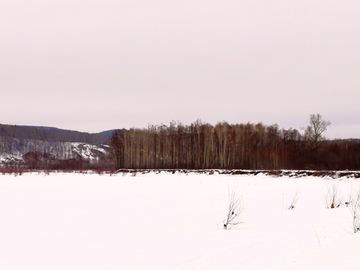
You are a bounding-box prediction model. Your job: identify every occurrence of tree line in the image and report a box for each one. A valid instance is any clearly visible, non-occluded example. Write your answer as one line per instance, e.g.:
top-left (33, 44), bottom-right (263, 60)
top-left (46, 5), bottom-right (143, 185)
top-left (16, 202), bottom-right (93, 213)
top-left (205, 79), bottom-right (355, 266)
top-left (109, 115), bottom-right (360, 171)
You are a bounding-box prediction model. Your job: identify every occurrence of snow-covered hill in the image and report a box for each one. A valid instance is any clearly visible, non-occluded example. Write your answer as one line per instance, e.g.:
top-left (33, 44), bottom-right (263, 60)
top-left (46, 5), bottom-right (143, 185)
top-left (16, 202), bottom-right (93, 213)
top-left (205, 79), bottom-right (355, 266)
top-left (71, 142), bottom-right (109, 162)
top-left (0, 153), bottom-right (23, 165)
top-left (0, 124), bottom-right (111, 166)
top-left (0, 140), bottom-right (109, 166)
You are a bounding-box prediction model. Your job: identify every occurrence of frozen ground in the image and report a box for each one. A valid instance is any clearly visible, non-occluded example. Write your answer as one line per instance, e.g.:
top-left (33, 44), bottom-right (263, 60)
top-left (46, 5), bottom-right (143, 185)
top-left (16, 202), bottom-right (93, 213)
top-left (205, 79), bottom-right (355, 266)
top-left (0, 171), bottom-right (359, 269)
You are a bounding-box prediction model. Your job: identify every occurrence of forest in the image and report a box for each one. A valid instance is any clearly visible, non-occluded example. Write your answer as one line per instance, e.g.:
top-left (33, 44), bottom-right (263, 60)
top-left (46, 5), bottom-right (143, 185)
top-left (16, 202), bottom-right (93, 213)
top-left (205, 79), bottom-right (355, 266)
top-left (109, 115), bottom-right (360, 171)
top-left (1, 115), bottom-right (360, 171)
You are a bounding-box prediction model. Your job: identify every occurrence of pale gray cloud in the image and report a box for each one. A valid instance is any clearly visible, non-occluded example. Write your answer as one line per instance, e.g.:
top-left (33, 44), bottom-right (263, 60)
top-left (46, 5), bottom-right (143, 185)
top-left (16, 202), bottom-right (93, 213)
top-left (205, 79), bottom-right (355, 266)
top-left (1, 0), bottom-right (359, 138)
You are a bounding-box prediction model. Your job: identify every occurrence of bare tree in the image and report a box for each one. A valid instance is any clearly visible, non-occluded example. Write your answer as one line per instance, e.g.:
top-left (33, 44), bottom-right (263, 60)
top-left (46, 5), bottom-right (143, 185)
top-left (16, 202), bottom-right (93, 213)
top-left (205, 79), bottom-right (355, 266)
top-left (109, 130), bottom-right (125, 169)
top-left (304, 114), bottom-right (331, 150)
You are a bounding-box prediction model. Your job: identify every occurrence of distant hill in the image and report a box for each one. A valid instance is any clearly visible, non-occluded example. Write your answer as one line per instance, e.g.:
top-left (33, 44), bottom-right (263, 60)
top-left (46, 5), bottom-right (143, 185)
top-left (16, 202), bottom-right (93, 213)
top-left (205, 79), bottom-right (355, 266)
top-left (0, 124), bottom-right (114, 168)
top-left (334, 138), bottom-right (360, 142)
top-left (0, 124), bottom-right (110, 144)
top-left (20, 126), bottom-right (62, 131)
top-left (95, 129), bottom-right (117, 137)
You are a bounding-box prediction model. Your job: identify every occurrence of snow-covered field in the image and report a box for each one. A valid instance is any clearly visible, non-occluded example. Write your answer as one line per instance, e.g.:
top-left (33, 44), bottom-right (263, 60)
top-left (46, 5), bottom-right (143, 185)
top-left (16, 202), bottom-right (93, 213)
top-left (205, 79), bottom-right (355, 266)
top-left (0, 172), bottom-right (359, 269)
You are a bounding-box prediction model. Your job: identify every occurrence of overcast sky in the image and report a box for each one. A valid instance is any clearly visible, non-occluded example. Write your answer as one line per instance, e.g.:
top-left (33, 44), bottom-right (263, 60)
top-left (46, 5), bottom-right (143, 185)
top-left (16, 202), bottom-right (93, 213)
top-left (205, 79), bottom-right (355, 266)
top-left (1, 0), bottom-right (359, 139)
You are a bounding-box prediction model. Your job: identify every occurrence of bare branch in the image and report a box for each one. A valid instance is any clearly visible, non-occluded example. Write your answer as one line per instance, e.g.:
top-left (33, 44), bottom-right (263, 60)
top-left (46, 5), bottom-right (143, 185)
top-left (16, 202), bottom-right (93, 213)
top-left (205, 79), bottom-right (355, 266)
top-left (223, 181), bottom-right (243, 230)
top-left (306, 114), bottom-right (331, 149)
top-left (325, 180), bottom-right (341, 209)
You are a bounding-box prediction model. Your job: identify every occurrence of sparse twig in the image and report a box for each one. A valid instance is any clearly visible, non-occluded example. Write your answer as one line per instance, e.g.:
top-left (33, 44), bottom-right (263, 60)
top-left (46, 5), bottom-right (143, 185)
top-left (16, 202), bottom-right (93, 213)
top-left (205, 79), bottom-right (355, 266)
top-left (312, 223), bottom-right (321, 247)
top-left (350, 184), bottom-right (360, 233)
top-left (223, 180), bottom-right (243, 230)
top-left (287, 189), bottom-right (300, 210)
top-left (325, 181), bottom-right (341, 209)
top-left (350, 202), bottom-right (360, 233)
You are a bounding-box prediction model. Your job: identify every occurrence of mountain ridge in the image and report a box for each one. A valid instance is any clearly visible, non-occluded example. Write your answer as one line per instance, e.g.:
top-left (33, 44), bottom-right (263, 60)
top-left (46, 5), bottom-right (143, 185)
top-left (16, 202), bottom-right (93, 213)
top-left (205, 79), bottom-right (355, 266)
top-left (17, 125), bottom-right (116, 136)
top-left (0, 124), bottom-right (111, 144)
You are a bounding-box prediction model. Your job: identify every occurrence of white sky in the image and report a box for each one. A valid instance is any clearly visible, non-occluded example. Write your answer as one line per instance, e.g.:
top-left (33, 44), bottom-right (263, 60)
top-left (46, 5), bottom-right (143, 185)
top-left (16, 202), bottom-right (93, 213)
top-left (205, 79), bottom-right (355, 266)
top-left (1, 0), bottom-right (359, 139)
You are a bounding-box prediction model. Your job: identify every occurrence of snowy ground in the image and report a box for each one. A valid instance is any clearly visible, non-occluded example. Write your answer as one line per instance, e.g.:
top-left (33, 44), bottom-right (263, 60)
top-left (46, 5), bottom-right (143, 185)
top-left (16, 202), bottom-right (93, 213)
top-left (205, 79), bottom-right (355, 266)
top-left (0, 171), bottom-right (359, 269)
